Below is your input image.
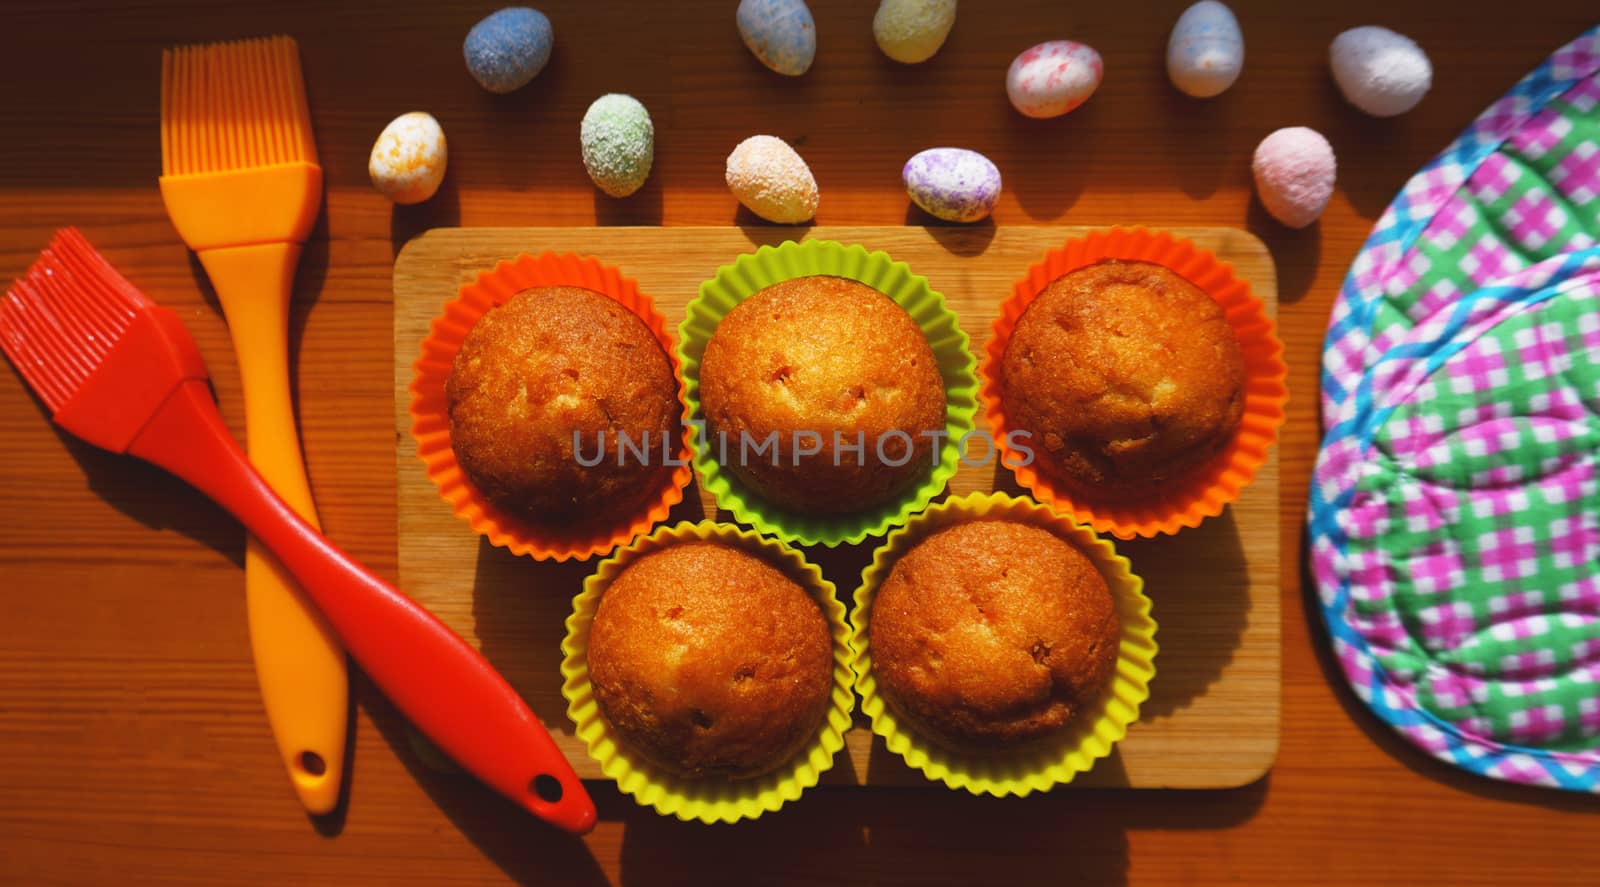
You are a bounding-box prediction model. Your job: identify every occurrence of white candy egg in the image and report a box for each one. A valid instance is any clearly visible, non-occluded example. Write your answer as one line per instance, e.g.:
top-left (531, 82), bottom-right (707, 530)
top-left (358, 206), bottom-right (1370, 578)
top-left (1167, 1), bottom-right (1244, 98)
top-left (1006, 41), bottom-right (1102, 119)
top-left (1330, 26), bottom-right (1432, 117)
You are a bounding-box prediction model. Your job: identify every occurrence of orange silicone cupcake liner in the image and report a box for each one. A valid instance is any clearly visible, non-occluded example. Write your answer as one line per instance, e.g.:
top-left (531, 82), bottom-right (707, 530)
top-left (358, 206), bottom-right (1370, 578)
top-left (408, 252), bottom-right (694, 561)
top-left (980, 227), bottom-right (1288, 539)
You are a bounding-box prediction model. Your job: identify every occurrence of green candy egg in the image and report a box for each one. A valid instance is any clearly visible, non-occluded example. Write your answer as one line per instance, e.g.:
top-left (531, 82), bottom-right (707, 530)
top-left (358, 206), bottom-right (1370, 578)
top-left (580, 94), bottom-right (654, 198)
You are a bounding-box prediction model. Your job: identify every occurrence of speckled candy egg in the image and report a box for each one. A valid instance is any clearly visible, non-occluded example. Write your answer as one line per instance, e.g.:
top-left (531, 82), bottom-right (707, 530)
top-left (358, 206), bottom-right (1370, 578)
top-left (1006, 40), bottom-right (1102, 119)
top-left (873, 0), bottom-right (957, 65)
top-left (737, 0), bottom-right (816, 77)
top-left (1330, 26), bottom-right (1432, 118)
top-left (903, 148), bottom-right (1000, 223)
top-left (1252, 127), bottom-right (1336, 229)
top-left (1167, 1), bottom-right (1243, 99)
top-left (369, 112), bottom-right (447, 205)
top-left (581, 94), bottom-right (653, 198)
top-left (726, 135), bottom-right (818, 223)
top-left (463, 7), bottom-right (553, 94)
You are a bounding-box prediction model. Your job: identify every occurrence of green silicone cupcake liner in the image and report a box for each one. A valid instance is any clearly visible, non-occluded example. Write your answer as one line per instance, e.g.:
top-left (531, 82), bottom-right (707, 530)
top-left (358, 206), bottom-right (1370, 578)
top-left (678, 240), bottom-right (979, 546)
top-left (849, 491), bottom-right (1158, 796)
top-left (560, 520), bottom-right (855, 824)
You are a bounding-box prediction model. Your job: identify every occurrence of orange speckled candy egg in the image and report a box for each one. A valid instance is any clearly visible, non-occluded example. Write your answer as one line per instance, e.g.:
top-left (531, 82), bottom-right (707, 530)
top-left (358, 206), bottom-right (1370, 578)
top-left (725, 134), bottom-right (818, 223)
top-left (369, 111), bottom-right (448, 205)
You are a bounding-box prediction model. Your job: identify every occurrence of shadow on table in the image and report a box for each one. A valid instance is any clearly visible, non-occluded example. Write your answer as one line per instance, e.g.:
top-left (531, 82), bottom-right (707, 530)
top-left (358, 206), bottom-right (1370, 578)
top-left (615, 776), bottom-right (1268, 887)
top-left (736, 213), bottom-right (815, 245)
top-left (361, 671), bottom-right (616, 887)
top-left (997, 99), bottom-right (1099, 222)
top-left (904, 209), bottom-right (1000, 258)
top-left (1315, 74), bottom-right (1434, 223)
top-left (40, 419), bottom-right (247, 568)
top-left (1120, 509), bottom-right (1250, 720)
top-left (1157, 82), bottom-right (1234, 202)
top-left (594, 174), bottom-right (663, 228)
top-left (737, 216), bottom-right (1000, 261)
top-left (389, 174), bottom-right (462, 258)
top-left (1244, 196), bottom-right (1322, 305)
top-left (801, 540), bottom-right (878, 601)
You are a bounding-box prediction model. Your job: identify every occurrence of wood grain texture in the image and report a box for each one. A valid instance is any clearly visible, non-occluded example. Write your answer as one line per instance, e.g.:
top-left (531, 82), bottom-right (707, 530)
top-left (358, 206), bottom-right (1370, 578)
top-left (392, 224), bottom-right (1280, 789)
top-left (2, 1), bottom-right (1599, 885)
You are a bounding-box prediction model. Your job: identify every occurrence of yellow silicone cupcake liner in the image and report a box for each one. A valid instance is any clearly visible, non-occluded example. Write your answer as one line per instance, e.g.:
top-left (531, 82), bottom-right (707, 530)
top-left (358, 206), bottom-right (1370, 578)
top-left (678, 239), bottom-right (979, 547)
top-left (409, 252), bottom-right (694, 561)
top-left (560, 520), bottom-right (855, 823)
top-left (980, 227), bottom-right (1288, 539)
top-left (849, 491), bottom-right (1157, 796)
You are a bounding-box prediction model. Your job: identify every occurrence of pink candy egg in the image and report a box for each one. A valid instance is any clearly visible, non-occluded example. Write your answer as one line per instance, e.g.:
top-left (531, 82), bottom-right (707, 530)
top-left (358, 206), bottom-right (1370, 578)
top-left (1252, 126), bottom-right (1337, 229)
top-left (1006, 40), bottom-right (1103, 119)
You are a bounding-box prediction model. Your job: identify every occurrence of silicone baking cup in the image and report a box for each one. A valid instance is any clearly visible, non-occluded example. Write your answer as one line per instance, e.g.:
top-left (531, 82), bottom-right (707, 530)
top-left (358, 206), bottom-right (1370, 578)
top-left (849, 491), bottom-right (1157, 796)
top-left (679, 240), bottom-right (979, 546)
top-left (409, 252), bottom-right (694, 561)
top-left (560, 521), bottom-right (855, 823)
top-left (981, 227), bottom-right (1288, 539)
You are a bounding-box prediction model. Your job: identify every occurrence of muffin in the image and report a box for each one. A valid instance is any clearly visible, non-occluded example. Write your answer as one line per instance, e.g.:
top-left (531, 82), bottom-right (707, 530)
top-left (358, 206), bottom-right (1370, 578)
top-left (587, 541), bottom-right (835, 779)
top-left (446, 286), bottom-right (680, 525)
top-left (868, 520), bottom-right (1120, 751)
top-left (1000, 259), bottom-right (1245, 494)
top-left (698, 275), bottom-right (946, 515)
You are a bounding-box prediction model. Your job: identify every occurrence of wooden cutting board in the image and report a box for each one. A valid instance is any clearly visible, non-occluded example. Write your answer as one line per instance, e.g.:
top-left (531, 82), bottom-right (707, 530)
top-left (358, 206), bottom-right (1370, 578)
top-left (392, 226), bottom-right (1280, 789)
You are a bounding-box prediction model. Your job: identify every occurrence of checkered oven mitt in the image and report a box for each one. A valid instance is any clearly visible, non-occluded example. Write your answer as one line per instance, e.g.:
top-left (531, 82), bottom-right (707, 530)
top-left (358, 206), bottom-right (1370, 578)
top-left (1311, 24), bottom-right (1600, 791)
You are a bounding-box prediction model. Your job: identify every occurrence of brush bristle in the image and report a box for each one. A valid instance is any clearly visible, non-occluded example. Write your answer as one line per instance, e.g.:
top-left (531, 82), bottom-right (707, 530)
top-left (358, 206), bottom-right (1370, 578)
top-left (161, 35), bottom-right (317, 176)
top-left (0, 229), bottom-right (149, 412)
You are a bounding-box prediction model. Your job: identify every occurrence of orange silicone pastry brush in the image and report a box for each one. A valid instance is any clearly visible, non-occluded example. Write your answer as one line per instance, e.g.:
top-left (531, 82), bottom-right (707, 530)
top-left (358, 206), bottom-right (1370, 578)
top-left (158, 35), bottom-right (345, 814)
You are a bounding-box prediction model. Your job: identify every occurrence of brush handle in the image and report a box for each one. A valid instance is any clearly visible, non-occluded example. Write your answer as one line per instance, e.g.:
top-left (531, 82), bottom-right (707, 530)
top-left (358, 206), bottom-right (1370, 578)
top-left (199, 241), bottom-right (349, 816)
top-left (127, 379), bottom-right (596, 835)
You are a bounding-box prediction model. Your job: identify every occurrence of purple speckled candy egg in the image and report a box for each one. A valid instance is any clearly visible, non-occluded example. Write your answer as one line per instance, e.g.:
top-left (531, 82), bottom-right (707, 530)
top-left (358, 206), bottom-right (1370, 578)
top-left (903, 147), bottom-right (1002, 223)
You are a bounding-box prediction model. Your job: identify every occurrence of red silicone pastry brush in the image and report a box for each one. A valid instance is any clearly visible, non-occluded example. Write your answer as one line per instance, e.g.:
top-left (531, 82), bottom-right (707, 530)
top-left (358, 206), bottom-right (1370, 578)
top-left (0, 229), bottom-right (596, 835)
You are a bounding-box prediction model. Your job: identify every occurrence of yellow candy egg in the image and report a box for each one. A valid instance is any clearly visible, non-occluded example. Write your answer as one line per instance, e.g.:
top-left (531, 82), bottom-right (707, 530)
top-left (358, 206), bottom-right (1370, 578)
top-left (873, 0), bottom-right (957, 65)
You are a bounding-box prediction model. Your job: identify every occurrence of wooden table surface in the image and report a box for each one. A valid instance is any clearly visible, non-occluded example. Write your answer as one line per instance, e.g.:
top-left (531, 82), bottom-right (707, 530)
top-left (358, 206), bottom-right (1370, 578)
top-left (2, 1), bottom-right (1597, 884)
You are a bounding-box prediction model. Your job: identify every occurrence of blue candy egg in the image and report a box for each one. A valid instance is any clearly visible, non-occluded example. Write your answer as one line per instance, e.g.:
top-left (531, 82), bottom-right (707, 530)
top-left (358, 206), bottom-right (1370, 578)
top-left (737, 0), bottom-right (816, 77)
top-left (464, 7), bottom-right (553, 94)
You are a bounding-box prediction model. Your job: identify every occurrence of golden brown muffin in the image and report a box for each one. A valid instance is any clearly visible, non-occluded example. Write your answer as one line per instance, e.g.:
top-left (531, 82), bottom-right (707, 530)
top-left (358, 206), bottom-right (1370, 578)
top-left (698, 275), bottom-right (946, 515)
top-left (1000, 259), bottom-right (1245, 495)
top-left (447, 286), bottom-right (679, 525)
top-left (869, 520), bottom-right (1119, 751)
top-left (587, 542), bottom-right (835, 779)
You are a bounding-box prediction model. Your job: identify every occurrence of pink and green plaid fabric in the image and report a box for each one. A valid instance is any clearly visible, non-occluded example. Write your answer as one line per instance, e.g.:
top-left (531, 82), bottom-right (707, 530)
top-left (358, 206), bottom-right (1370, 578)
top-left (1312, 24), bottom-right (1600, 791)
